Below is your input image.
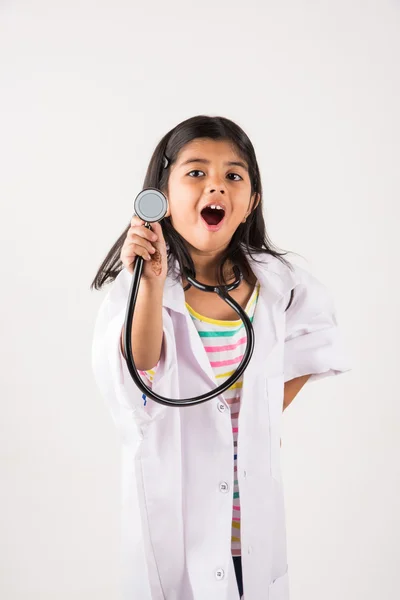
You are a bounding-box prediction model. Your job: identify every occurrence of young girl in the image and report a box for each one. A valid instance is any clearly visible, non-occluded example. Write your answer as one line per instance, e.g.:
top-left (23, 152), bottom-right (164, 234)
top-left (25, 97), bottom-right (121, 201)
top-left (91, 115), bottom-right (351, 600)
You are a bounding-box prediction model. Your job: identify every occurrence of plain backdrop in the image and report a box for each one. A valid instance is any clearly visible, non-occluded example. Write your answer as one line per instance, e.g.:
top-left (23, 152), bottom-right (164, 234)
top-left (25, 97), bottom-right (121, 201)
top-left (1, 1), bottom-right (399, 598)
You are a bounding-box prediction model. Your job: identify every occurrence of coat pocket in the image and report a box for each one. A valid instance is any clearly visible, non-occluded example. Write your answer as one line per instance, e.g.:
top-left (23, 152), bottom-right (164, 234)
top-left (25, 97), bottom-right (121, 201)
top-left (266, 374), bottom-right (285, 482)
top-left (269, 567), bottom-right (289, 600)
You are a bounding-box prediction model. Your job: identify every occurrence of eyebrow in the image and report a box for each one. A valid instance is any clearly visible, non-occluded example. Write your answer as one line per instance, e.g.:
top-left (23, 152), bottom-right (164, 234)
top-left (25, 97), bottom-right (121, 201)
top-left (179, 157), bottom-right (248, 172)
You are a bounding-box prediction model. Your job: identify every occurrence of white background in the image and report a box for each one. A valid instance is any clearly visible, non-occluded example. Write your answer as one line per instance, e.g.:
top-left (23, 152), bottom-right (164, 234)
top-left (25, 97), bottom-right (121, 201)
top-left (1, 1), bottom-right (399, 598)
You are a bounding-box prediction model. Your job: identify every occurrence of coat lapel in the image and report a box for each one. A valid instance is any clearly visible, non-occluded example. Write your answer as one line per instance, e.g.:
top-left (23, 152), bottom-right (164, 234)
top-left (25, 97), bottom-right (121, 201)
top-left (163, 264), bottom-right (218, 386)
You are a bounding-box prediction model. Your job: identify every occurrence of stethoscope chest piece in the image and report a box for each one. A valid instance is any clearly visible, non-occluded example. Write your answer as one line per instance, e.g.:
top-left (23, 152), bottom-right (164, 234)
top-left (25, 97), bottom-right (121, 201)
top-left (134, 188), bottom-right (168, 223)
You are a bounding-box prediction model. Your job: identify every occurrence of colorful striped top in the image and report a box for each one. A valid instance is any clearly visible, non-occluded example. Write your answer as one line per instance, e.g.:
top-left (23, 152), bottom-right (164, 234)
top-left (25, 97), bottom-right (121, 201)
top-left (138, 281), bottom-right (261, 557)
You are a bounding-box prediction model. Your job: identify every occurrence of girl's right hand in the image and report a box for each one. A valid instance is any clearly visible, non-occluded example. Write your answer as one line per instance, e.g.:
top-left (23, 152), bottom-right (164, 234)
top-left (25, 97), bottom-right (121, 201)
top-left (120, 216), bottom-right (168, 282)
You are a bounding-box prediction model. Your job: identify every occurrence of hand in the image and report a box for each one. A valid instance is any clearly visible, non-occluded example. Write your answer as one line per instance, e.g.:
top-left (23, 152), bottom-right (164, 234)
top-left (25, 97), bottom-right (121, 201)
top-left (120, 216), bottom-right (168, 282)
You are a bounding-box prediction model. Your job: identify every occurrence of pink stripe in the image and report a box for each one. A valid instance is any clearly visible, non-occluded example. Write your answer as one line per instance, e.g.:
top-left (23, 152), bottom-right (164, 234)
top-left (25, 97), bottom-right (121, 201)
top-left (226, 397), bottom-right (241, 406)
top-left (209, 355), bottom-right (243, 368)
top-left (232, 427), bottom-right (238, 433)
top-left (204, 336), bottom-right (247, 353)
top-left (233, 505), bottom-right (240, 511)
top-left (227, 403), bottom-right (240, 410)
top-left (232, 517), bottom-right (240, 522)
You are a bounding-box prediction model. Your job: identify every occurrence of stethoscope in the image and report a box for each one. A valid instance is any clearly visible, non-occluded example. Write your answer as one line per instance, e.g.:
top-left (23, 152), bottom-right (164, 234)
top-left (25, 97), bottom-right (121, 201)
top-left (123, 188), bottom-right (255, 407)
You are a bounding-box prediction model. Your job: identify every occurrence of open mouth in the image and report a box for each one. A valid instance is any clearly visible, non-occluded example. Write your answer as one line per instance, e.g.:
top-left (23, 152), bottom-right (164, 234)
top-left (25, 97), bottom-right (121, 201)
top-left (201, 206), bottom-right (226, 226)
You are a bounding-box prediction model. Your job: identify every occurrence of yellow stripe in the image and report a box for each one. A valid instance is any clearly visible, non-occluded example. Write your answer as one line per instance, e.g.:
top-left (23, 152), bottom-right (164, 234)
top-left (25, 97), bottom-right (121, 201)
top-left (185, 303), bottom-right (241, 326)
top-left (231, 536), bottom-right (241, 542)
top-left (232, 521), bottom-right (241, 529)
top-left (185, 282), bottom-right (260, 326)
top-left (228, 381), bottom-right (243, 390)
top-left (216, 369), bottom-right (239, 379)
top-left (142, 369), bottom-right (156, 378)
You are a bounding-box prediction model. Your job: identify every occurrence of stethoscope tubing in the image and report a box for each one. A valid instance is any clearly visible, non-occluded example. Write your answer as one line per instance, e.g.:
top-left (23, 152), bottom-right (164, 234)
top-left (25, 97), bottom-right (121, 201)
top-left (123, 224), bottom-right (255, 407)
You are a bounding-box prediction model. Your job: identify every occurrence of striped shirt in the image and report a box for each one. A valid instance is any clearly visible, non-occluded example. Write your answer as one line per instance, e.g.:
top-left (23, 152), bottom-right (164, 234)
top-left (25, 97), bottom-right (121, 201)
top-left (139, 281), bottom-right (261, 557)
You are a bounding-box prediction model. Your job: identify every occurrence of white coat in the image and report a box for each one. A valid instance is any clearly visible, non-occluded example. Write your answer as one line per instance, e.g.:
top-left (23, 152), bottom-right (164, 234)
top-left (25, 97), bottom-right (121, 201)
top-left (91, 250), bottom-right (351, 600)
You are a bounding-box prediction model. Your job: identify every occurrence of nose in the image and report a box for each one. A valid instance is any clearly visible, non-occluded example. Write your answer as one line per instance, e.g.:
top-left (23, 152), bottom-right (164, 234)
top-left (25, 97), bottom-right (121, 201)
top-left (207, 180), bottom-right (226, 194)
top-left (205, 174), bottom-right (227, 196)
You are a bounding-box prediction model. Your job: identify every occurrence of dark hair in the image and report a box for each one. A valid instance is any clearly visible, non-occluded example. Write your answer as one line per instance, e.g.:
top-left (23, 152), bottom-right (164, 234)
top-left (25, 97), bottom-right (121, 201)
top-left (90, 114), bottom-right (298, 291)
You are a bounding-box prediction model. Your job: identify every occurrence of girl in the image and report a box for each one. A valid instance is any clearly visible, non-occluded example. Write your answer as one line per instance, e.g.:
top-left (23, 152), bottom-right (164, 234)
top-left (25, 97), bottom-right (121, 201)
top-left (91, 115), bottom-right (351, 600)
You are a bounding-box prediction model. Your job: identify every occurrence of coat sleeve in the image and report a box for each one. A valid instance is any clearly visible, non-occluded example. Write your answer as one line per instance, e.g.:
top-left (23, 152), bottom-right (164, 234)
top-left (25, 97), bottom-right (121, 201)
top-left (91, 268), bottom-right (173, 436)
top-left (119, 332), bottom-right (161, 388)
top-left (283, 264), bottom-right (352, 384)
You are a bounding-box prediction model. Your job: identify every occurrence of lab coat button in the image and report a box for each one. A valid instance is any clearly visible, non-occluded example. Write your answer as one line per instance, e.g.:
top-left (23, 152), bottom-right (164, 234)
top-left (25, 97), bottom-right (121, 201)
top-left (217, 402), bottom-right (226, 412)
top-left (219, 482), bottom-right (229, 493)
top-left (215, 568), bottom-right (225, 580)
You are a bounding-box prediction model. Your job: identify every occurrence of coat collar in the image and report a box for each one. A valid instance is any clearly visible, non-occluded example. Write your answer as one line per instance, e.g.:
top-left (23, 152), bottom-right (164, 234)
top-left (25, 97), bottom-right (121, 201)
top-left (162, 248), bottom-right (295, 315)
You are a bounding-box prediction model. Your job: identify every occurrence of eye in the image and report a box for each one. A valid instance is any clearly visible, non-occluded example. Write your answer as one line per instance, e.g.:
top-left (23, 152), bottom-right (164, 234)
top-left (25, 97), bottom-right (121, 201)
top-left (187, 170), bottom-right (243, 181)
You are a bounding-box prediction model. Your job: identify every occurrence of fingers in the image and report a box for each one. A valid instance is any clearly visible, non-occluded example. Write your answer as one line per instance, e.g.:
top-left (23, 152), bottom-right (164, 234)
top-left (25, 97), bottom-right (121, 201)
top-left (128, 239), bottom-right (155, 259)
top-left (121, 216), bottom-right (166, 275)
top-left (120, 246), bottom-right (149, 274)
top-left (127, 225), bottom-right (158, 244)
top-left (123, 235), bottom-right (154, 260)
top-left (130, 216), bottom-right (163, 241)
top-left (126, 227), bottom-right (157, 256)
top-left (130, 215), bottom-right (145, 228)
top-left (120, 221), bottom-right (156, 273)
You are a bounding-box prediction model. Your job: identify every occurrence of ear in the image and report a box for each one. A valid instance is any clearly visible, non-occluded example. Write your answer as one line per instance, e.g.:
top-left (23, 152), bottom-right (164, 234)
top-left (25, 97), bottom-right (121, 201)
top-left (246, 192), bottom-right (260, 216)
top-left (252, 192), bottom-right (261, 211)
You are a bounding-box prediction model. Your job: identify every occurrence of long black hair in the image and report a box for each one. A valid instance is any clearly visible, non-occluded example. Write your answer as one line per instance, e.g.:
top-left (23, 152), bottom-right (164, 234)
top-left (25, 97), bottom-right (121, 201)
top-left (90, 114), bottom-right (298, 291)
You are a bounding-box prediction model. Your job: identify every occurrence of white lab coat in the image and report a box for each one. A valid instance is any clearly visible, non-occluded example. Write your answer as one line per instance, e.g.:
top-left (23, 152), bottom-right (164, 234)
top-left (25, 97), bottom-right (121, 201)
top-left (91, 250), bottom-right (351, 600)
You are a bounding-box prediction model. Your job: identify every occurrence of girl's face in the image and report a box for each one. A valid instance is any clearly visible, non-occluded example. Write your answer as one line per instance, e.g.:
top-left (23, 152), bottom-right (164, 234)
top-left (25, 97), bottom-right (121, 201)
top-left (165, 138), bottom-right (260, 258)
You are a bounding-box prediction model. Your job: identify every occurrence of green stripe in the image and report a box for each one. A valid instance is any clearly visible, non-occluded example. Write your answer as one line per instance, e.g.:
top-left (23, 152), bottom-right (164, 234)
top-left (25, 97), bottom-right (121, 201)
top-left (233, 492), bottom-right (240, 499)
